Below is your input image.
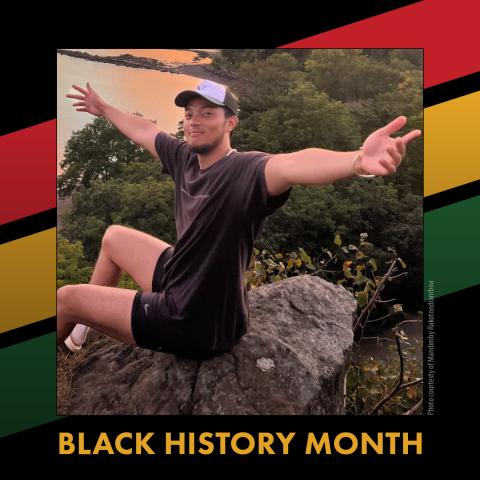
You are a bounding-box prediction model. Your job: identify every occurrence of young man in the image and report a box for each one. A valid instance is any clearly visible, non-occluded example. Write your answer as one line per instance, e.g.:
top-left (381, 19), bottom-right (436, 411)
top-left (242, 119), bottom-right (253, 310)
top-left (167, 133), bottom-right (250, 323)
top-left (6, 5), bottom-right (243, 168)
top-left (59, 79), bottom-right (421, 359)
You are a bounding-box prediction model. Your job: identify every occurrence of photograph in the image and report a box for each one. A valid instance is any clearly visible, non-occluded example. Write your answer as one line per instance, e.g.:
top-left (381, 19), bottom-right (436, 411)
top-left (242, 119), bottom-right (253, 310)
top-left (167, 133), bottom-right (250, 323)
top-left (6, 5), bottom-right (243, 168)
top-left (56, 48), bottom-right (423, 417)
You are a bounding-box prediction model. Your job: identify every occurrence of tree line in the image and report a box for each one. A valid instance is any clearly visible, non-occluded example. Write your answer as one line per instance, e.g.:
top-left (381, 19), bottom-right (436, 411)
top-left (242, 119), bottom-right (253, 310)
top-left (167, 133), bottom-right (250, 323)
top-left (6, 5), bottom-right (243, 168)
top-left (58, 49), bottom-right (423, 311)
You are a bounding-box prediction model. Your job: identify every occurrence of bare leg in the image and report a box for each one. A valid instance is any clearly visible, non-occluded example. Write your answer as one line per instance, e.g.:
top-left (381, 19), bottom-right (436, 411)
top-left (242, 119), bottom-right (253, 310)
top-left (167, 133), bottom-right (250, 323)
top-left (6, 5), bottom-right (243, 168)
top-left (67, 249), bottom-right (123, 346)
top-left (89, 248), bottom-right (123, 286)
top-left (65, 225), bottom-right (172, 348)
top-left (67, 248), bottom-right (122, 351)
top-left (57, 284), bottom-right (138, 345)
top-left (96, 225), bottom-right (172, 291)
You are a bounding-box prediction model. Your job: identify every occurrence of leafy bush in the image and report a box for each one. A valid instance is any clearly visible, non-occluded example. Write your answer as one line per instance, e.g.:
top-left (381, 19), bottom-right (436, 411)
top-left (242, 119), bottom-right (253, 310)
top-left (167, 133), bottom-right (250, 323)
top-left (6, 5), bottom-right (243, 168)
top-left (346, 328), bottom-right (423, 415)
top-left (57, 237), bottom-right (92, 288)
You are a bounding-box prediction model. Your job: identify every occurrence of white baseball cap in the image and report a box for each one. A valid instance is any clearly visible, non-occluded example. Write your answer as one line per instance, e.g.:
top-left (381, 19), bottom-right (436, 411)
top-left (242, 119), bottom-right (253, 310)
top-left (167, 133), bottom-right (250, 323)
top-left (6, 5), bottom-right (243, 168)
top-left (175, 79), bottom-right (238, 115)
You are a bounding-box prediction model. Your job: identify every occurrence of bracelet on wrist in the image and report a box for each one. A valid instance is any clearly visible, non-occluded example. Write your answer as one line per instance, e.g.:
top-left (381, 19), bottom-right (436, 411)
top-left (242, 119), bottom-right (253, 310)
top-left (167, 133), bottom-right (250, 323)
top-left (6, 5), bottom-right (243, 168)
top-left (352, 149), bottom-right (376, 178)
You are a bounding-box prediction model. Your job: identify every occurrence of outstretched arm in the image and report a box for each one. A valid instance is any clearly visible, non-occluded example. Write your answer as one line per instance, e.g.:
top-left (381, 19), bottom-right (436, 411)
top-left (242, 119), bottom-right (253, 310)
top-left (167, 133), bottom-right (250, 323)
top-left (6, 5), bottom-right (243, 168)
top-left (66, 83), bottom-right (162, 158)
top-left (264, 116), bottom-right (422, 196)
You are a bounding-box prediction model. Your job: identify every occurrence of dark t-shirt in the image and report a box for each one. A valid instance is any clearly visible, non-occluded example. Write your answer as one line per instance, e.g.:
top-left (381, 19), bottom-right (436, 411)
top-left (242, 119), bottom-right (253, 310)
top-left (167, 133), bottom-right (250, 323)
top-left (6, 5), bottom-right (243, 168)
top-left (154, 132), bottom-right (292, 351)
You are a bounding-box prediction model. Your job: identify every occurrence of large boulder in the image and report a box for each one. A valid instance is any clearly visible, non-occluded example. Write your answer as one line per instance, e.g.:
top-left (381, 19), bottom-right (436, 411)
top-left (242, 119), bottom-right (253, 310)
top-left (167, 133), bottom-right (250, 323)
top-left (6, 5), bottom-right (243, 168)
top-left (69, 275), bottom-right (356, 415)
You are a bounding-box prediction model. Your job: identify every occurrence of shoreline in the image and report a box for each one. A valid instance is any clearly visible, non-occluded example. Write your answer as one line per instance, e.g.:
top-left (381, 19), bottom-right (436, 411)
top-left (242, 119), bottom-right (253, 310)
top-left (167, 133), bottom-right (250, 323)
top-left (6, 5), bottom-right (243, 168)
top-left (57, 49), bottom-right (237, 86)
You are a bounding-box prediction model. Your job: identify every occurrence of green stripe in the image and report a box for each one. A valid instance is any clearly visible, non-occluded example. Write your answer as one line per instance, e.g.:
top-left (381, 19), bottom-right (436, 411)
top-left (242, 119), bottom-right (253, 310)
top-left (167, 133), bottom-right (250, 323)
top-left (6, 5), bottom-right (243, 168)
top-left (425, 195), bottom-right (480, 301)
top-left (0, 333), bottom-right (58, 438)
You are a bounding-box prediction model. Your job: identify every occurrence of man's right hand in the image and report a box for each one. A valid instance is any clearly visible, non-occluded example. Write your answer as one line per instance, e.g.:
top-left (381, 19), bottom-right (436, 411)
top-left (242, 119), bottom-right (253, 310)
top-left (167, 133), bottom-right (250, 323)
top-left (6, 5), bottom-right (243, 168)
top-left (66, 82), bottom-right (161, 158)
top-left (66, 83), bottom-right (106, 117)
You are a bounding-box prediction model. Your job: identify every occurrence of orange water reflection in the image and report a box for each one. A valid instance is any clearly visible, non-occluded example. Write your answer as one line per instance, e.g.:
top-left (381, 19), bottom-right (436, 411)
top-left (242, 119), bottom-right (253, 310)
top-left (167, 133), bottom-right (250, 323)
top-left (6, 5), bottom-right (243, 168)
top-left (69, 49), bottom-right (212, 64)
top-left (58, 51), bottom-right (218, 175)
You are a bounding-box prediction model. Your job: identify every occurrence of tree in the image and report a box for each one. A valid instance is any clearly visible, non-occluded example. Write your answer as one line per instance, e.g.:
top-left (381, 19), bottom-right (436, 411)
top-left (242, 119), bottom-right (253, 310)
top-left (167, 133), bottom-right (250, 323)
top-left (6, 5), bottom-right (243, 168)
top-left (240, 80), bottom-right (361, 153)
top-left (256, 179), bottom-right (423, 311)
top-left (305, 49), bottom-right (404, 102)
top-left (348, 71), bottom-right (423, 195)
top-left (214, 49), bottom-right (276, 70)
top-left (234, 52), bottom-right (301, 114)
top-left (57, 236), bottom-right (92, 288)
top-left (57, 116), bottom-right (159, 198)
top-left (61, 178), bottom-right (176, 262)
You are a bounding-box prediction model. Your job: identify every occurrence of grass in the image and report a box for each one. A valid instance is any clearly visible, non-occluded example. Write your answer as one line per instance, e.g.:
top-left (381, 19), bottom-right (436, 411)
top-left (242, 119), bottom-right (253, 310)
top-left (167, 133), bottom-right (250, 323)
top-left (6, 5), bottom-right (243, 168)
top-left (56, 330), bottom-right (116, 416)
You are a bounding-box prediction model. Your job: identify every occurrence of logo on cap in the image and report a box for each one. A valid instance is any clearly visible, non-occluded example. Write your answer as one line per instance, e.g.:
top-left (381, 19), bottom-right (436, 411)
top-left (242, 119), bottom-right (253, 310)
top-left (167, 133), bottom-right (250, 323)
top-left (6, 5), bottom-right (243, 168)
top-left (196, 80), bottom-right (227, 104)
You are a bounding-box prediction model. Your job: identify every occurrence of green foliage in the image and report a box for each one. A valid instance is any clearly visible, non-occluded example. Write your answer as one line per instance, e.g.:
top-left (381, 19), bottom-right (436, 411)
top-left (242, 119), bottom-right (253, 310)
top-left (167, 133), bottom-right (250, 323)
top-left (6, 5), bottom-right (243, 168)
top-left (213, 49), bottom-right (279, 70)
top-left (120, 161), bottom-right (165, 183)
top-left (228, 49), bottom-right (423, 199)
top-left (247, 232), bottom-right (406, 316)
top-left (348, 71), bottom-right (423, 196)
top-left (305, 49), bottom-right (404, 102)
top-left (57, 236), bottom-right (140, 290)
top-left (57, 237), bottom-right (92, 288)
top-left (387, 49), bottom-right (423, 69)
top-left (244, 81), bottom-right (361, 153)
top-left (61, 177), bottom-right (176, 262)
top-left (233, 52), bottom-right (302, 117)
top-left (245, 247), bottom-right (316, 288)
top-left (253, 179), bottom-right (422, 311)
top-left (345, 336), bottom-right (423, 415)
top-left (57, 116), bottom-right (160, 198)
top-left (117, 273), bottom-right (140, 290)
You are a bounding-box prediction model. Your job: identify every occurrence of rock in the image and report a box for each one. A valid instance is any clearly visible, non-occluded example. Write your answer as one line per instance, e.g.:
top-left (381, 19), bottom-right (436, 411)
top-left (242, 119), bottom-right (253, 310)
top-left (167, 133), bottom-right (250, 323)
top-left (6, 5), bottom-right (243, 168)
top-left (69, 275), bottom-right (356, 415)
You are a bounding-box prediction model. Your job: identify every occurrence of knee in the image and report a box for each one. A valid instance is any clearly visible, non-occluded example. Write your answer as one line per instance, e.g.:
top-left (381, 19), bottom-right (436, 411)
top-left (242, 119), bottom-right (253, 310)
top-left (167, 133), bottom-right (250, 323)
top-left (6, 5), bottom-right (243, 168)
top-left (102, 224), bottom-right (125, 250)
top-left (57, 284), bottom-right (77, 310)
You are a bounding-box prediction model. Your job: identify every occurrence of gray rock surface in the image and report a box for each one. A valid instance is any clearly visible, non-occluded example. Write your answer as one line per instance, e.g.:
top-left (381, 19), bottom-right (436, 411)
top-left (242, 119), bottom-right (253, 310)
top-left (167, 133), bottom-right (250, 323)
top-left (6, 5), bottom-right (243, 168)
top-left (69, 275), bottom-right (356, 415)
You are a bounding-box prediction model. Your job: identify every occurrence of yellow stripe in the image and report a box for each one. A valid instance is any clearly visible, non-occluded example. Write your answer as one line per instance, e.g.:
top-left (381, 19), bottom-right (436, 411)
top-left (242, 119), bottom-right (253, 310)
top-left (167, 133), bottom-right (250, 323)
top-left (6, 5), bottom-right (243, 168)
top-left (425, 91), bottom-right (480, 196)
top-left (0, 228), bottom-right (56, 334)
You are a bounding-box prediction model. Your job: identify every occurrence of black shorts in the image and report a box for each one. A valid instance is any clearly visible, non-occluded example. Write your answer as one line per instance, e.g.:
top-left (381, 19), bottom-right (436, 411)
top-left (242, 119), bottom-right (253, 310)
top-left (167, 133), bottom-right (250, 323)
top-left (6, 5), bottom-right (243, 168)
top-left (130, 246), bottom-right (226, 360)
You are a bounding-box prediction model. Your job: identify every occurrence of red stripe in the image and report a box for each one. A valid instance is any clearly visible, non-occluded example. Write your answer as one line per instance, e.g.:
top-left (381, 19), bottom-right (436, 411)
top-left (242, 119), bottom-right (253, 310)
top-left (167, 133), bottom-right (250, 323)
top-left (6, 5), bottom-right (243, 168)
top-left (0, 120), bottom-right (56, 226)
top-left (282, 0), bottom-right (479, 88)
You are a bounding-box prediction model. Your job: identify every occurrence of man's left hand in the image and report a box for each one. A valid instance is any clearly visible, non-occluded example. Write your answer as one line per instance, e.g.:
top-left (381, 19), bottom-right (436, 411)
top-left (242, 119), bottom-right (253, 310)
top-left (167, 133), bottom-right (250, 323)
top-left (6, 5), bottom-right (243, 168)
top-left (355, 116), bottom-right (422, 176)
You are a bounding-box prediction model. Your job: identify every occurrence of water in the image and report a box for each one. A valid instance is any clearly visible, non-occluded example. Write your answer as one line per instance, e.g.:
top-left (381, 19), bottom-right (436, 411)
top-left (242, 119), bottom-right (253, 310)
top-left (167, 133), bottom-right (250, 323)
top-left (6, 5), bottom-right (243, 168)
top-left (357, 317), bottom-right (423, 364)
top-left (57, 50), bottom-right (213, 174)
top-left (65, 49), bottom-right (211, 65)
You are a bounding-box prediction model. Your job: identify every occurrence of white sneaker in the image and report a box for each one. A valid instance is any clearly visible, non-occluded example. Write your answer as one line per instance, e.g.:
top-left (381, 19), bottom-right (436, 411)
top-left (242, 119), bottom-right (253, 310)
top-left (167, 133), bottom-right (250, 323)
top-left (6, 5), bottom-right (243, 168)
top-left (64, 324), bottom-right (90, 352)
